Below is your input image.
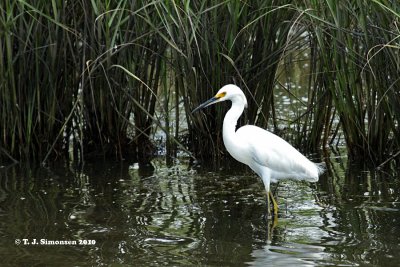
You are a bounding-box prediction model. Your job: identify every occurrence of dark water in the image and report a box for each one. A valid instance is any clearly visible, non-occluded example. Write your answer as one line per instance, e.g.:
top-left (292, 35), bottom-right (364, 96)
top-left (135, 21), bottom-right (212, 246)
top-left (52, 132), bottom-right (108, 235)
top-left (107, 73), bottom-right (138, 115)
top-left (0, 156), bottom-right (399, 266)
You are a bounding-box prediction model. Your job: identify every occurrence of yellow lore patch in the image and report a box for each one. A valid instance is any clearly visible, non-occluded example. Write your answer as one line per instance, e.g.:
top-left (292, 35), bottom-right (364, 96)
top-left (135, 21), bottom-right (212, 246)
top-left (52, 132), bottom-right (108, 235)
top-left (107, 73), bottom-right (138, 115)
top-left (215, 92), bottom-right (226, 98)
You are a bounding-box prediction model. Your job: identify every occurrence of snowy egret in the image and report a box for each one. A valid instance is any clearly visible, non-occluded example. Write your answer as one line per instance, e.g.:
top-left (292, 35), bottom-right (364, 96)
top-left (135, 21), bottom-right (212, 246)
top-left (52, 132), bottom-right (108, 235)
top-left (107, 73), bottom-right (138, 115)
top-left (193, 84), bottom-right (324, 217)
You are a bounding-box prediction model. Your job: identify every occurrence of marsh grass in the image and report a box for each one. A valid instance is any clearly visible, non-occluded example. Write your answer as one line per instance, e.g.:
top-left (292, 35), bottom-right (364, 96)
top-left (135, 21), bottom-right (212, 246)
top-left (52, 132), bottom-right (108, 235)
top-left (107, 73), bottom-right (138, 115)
top-left (0, 0), bottom-right (77, 162)
top-left (160, 1), bottom-right (303, 165)
top-left (1, 0), bottom-right (399, 167)
top-left (300, 0), bottom-right (400, 164)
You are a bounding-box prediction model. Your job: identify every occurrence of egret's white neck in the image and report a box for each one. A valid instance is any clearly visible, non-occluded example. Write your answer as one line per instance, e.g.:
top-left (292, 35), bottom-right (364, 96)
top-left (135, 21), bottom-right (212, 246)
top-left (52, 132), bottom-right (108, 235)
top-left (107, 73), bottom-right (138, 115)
top-left (223, 101), bottom-right (244, 129)
top-left (222, 100), bottom-right (245, 146)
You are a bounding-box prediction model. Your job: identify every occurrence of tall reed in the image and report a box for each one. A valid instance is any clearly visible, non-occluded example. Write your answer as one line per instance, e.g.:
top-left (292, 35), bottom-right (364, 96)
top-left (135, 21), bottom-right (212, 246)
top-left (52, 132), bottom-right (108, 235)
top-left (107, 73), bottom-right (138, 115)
top-left (80, 0), bottom-right (167, 163)
top-left (300, 0), bottom-right (400, 164)
top-left (156, 1), bottom-right (303, 165)
top-left (0, 0), bottom-right (77, 162)
top-left (1, 0), bottom-right (399, 167)
top-left (0, 0), bottom-right (170, 164)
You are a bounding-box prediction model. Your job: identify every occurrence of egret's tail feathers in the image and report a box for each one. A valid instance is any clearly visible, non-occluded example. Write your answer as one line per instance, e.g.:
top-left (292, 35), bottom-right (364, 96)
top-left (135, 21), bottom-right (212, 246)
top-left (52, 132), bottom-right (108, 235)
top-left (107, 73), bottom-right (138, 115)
top-left (303, 162), bottom-right (325, 182)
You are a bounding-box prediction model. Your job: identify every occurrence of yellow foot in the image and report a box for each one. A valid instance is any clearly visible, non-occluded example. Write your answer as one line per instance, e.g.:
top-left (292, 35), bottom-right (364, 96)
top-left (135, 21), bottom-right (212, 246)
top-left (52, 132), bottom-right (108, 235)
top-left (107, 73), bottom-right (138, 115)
top-left (265, 190), bottom-right (279, 224)
top-left (269, 191), bottom-right (278, 217)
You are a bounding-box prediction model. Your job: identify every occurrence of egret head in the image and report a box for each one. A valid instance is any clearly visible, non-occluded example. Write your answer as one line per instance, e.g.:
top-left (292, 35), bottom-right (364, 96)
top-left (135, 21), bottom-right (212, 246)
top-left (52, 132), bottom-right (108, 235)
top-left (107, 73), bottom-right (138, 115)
top-left (192, 84), bottom-right (247, 113)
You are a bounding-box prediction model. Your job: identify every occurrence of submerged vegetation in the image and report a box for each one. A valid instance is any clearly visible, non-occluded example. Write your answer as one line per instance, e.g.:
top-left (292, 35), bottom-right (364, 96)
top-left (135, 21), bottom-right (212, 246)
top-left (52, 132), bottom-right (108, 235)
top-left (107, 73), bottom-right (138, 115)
top-left (0, 0), bottom-right (399, 167)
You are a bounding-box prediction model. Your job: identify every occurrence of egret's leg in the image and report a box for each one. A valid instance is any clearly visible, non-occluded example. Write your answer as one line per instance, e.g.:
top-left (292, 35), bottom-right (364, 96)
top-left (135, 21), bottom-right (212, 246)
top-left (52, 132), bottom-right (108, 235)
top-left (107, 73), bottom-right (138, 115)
top-left (269, 191), bottom-right (278, 216)
top-left (266, 190), bottom-right (271, 217)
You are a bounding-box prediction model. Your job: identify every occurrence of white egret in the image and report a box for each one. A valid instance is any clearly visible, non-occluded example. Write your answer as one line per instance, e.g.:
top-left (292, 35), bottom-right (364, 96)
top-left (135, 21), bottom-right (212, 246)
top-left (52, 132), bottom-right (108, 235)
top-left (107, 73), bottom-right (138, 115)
top-left (193, 84), bottom-right (324, 217)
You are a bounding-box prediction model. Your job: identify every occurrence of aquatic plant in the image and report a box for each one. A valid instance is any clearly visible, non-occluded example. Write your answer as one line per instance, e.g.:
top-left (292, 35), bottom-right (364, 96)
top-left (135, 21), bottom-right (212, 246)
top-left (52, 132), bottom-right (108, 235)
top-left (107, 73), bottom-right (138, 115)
top-left (1, 0), bottom-right (399, 167)
top-left (0, 0), bottom-right (169, 164)
top-left (162, 1), bottom-right (301, 165)
top-left (300, 0), bottom-right (400, 164)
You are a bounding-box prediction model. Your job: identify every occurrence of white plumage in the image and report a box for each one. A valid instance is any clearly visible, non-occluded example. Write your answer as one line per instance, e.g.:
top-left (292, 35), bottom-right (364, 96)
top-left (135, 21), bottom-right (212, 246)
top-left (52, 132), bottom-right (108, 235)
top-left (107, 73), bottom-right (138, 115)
top-left (193, 84), bottom-right (324, 217)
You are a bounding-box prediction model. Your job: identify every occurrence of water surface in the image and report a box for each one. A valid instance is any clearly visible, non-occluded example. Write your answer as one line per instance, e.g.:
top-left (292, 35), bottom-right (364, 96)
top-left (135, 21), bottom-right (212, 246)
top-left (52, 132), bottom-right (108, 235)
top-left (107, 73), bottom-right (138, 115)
top-left (0, 157), bottom-right (399, 266)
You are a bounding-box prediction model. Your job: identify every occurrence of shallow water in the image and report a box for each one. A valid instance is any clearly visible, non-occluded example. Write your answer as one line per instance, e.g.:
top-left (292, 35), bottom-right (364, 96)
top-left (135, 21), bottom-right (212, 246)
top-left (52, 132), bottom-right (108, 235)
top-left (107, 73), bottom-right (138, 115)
top-left (0, 157), bottom-right (399, 266)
